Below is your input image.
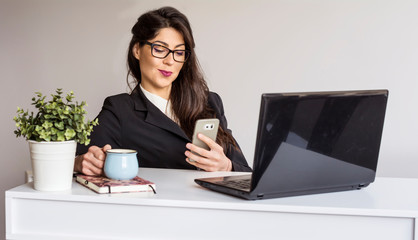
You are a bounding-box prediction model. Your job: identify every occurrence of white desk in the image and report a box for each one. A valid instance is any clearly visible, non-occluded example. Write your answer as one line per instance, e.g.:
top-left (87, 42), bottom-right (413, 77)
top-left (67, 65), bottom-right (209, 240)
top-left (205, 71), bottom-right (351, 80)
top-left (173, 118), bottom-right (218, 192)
top-left (5, 168), bottom-right (418, 240)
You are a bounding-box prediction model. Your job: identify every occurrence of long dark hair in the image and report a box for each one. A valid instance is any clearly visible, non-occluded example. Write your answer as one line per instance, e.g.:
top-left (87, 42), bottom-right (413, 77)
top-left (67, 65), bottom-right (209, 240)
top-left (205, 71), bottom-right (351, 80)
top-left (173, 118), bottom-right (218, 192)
top-left (126, 6), bottom-right (237, 151)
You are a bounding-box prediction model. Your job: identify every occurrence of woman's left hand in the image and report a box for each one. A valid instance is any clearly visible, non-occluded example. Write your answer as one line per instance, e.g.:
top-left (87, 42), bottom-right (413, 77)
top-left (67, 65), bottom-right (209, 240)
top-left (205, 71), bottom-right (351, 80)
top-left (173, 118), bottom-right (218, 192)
top-left (185, 133), bottom-right (232, 172)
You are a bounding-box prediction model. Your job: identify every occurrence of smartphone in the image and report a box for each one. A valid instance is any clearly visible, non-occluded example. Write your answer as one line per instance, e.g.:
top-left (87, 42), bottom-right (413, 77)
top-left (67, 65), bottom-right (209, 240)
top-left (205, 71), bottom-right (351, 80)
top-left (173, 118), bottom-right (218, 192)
top-left (190, 118), bottom-right (219, 161)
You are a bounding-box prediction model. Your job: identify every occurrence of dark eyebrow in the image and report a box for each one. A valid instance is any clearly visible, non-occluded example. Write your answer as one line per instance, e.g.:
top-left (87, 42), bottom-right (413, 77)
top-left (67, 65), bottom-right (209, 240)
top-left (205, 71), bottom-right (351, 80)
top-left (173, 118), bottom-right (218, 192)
top-left (154, 40), bottom-right (168, 46)
top-left (154, 40), bottom-right (185, 49)
top-left (175, 43), bottom-right (186, 48)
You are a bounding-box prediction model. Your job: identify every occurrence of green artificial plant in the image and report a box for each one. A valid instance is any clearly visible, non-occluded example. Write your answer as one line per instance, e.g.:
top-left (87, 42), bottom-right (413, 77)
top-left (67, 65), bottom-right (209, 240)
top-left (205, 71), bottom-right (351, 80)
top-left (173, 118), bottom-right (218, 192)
top-left (14, 88), bottom-right (98, 145)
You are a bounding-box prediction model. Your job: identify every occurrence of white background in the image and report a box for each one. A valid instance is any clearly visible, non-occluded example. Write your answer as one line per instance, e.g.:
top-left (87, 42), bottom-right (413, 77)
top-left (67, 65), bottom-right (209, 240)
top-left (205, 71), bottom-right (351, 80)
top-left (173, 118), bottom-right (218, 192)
top-left (1, 0), bottom-right (418, 238)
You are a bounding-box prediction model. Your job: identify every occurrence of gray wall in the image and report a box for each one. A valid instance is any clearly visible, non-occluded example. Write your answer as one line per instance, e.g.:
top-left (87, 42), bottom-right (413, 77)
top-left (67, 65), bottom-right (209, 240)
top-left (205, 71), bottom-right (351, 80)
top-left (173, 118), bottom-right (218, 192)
top-left (1, 0), bottom-right (417, 238)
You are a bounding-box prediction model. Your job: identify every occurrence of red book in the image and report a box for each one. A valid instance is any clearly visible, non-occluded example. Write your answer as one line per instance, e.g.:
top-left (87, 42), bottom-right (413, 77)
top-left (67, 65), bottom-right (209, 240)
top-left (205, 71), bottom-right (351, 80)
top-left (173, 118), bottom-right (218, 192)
top-left (76, 174), bottom-right (156, 194)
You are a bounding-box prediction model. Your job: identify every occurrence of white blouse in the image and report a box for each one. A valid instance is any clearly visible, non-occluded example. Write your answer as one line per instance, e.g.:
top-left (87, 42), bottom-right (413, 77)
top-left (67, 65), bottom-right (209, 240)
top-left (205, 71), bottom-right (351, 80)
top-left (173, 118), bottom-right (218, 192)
top-left (139, 84), bottom-right (177, 123)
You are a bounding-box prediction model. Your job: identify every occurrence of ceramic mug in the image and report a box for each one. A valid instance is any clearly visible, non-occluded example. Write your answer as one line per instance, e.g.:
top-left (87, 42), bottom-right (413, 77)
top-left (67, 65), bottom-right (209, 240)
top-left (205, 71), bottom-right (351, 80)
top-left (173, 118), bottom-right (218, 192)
top-left (104, 149), bottom-right (138, 180)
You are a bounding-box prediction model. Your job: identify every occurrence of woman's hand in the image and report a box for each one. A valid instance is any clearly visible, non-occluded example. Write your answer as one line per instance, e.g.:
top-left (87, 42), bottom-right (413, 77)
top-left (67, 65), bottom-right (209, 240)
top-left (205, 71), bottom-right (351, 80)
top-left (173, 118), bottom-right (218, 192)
top-left (185, 134), bottom-right (232, 172)
top-left (74, 144), bottom-right (112, 176)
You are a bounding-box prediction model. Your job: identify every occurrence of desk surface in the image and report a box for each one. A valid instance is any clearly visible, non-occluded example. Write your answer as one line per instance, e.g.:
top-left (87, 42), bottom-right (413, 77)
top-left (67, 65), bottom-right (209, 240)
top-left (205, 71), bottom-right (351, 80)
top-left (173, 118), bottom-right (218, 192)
top-left (5, 168), bottom-right (418, 240)
top-left (7, 168), bottom-right (418, 216)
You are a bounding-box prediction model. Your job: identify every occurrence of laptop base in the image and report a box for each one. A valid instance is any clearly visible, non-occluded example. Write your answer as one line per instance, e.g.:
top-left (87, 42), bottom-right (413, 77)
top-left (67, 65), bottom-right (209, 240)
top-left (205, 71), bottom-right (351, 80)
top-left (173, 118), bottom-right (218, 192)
top-left (195, 176), bottom-right (369, 200)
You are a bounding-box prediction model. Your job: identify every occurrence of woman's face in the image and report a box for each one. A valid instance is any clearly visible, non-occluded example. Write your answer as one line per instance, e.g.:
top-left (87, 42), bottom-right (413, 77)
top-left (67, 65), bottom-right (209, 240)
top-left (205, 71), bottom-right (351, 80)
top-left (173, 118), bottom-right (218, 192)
top-left (133, 27), bottom-right (186, 99)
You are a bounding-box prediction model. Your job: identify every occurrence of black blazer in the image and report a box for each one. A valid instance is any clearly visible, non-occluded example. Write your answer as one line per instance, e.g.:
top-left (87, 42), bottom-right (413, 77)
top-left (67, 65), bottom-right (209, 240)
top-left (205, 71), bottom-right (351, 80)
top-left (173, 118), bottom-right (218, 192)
top-left (77, 87), bottom-right (252, 172)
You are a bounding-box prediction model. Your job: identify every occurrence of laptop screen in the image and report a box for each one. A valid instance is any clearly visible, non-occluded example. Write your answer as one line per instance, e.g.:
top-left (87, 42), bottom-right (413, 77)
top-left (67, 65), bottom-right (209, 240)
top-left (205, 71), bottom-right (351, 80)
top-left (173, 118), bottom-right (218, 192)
top-left (251, 90), bottom-right (388, 190)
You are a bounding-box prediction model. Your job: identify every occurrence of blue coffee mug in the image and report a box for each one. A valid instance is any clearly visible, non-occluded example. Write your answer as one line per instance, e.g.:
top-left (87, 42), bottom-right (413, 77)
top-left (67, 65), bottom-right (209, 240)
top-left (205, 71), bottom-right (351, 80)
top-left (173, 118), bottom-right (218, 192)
top-left (104, 149), bottom-right (139, 180)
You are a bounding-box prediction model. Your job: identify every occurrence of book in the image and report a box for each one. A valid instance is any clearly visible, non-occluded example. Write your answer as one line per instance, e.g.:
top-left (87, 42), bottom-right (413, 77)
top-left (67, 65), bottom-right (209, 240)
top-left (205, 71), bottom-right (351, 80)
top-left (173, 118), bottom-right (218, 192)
top-left (76, 174), bottom-right (156, 194)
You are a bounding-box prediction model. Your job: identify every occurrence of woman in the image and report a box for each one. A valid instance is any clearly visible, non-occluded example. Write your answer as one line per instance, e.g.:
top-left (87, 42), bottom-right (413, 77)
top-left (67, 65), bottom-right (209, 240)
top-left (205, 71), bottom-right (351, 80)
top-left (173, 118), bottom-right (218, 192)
top-left (75, 6), bottom-right (251, 175)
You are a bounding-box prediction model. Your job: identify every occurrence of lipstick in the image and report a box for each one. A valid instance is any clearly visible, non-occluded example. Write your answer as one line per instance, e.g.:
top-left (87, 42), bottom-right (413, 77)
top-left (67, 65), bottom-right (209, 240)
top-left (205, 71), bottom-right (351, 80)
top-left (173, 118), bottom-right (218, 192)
top-left (159, 70), bottom-right (172, 77)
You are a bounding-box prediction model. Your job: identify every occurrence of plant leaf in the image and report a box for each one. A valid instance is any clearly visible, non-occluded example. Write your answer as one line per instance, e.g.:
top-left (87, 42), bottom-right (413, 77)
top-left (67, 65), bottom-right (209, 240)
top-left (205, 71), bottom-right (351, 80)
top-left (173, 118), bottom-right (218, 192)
top-left (64, 128), bottom-right (76, 140)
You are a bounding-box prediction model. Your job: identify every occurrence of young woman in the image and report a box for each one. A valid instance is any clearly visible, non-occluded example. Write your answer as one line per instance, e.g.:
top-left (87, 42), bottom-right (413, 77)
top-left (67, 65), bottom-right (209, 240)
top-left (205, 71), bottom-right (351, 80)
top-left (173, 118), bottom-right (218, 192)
top-left (75, 6), bottom-right (251, 175)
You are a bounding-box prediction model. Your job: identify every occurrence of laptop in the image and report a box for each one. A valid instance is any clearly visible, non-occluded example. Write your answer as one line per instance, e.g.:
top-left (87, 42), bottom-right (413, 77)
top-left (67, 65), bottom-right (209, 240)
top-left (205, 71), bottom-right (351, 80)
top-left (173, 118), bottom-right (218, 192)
top-left (195, 89), bottom-right (389, 200)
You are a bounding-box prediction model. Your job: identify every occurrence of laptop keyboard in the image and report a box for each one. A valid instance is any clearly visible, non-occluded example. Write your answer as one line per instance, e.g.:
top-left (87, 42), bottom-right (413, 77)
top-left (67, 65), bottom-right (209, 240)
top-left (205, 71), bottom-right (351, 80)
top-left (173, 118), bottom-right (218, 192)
top-left (215, 178), bottom-right (251, 192)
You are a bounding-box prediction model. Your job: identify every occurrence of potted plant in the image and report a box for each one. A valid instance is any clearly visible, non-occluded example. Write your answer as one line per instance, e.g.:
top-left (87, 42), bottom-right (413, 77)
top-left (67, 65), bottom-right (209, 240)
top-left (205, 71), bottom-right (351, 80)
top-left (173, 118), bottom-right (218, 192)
top-left (14, 88), bottom-right (98, 191)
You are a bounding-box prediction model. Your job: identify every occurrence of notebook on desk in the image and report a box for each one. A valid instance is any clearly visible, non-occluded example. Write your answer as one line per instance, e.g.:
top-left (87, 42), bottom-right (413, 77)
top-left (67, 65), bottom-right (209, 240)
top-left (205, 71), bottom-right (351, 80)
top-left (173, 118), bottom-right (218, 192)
top-left (195, 89), bottom-right (389, 200)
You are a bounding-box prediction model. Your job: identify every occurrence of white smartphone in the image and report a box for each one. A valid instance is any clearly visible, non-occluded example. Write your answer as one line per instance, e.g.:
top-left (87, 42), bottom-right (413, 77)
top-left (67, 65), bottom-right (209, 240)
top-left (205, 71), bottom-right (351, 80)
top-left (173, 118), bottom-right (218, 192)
top-left (190, 118), bottom-right (219, 161)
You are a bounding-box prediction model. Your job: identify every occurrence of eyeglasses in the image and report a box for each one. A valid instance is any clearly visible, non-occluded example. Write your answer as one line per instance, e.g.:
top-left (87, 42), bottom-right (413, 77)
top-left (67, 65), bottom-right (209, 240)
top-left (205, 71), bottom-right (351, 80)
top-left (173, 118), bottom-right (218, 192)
top-left (144, 41), bottom-right (191, 63)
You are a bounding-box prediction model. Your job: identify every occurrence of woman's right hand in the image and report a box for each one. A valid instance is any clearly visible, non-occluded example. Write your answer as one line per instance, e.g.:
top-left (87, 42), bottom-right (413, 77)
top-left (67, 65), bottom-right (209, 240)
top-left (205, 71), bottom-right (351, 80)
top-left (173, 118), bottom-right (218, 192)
top-left (74, 144), bottom-right (112, 176)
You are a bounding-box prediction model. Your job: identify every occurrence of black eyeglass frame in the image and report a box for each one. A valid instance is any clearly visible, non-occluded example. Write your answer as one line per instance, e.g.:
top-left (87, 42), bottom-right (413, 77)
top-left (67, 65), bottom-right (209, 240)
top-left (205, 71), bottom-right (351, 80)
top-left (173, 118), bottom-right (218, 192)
top-left (143, 41), bottom-right (191, 63)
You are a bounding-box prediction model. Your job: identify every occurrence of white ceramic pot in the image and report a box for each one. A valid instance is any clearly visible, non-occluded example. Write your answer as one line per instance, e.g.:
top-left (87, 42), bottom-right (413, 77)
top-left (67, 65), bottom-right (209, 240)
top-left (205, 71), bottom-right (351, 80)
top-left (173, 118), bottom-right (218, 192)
top-left (28, 140), bottom-right (76, 191)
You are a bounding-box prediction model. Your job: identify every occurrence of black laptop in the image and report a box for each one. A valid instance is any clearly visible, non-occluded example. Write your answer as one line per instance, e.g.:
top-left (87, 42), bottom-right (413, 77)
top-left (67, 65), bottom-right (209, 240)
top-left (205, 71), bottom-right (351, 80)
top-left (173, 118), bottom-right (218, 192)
top-left (195, 90), bottom-right (389, 200)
